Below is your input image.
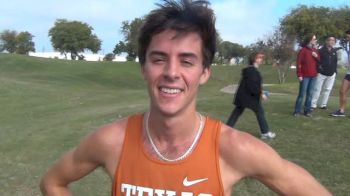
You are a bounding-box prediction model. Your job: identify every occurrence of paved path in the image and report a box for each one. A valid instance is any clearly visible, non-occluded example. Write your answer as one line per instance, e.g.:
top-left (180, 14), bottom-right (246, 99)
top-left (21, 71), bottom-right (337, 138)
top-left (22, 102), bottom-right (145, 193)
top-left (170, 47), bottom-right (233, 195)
top-left (220, 84), bottom-right (288, 96)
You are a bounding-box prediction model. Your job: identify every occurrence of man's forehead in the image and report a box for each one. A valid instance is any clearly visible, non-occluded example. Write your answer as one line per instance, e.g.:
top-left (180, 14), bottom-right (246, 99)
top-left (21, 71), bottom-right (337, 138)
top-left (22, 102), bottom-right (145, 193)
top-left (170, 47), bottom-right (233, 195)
top-left (152, 29), bottom-right (201, 42)
top-left (146, 30), bottom-right (202, 54)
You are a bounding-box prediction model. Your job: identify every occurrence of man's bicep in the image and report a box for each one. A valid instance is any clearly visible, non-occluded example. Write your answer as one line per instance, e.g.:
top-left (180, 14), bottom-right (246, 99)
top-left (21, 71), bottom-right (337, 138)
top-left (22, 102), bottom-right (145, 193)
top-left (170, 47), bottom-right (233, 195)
top-left (240, 140), bottom-right (307, 193)
top-left (254, 153), bottom-right (331, 195)
top-left (45, 148), bottom-right (99, 185)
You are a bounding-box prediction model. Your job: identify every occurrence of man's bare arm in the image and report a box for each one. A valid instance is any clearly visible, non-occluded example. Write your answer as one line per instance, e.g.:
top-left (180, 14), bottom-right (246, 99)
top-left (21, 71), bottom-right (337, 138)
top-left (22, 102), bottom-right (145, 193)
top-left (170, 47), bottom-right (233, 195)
top-left (40, 149), bottom-right (98, 196)
top-left (220, 126), bottom-right (332, 195)
top-left (254, 150), bottom-right (331, 195)
top-left (40, 120), bottom-right (126, 196)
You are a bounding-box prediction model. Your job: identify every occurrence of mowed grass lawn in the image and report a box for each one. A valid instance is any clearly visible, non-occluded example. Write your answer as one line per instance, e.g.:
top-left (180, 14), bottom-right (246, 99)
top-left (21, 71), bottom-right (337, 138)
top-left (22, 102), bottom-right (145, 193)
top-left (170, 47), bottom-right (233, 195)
top-left (0, 53), bottom-right (349, 195)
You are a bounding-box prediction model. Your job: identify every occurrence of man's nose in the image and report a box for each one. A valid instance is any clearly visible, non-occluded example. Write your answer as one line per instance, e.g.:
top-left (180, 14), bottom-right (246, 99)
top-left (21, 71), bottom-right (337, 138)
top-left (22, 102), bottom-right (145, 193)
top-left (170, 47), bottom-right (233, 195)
top-left (163, 59), bottom-right (180, 80)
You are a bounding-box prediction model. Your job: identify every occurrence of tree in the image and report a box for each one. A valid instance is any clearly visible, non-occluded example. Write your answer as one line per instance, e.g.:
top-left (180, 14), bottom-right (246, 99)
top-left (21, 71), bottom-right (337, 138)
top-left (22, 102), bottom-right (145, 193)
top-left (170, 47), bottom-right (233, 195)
top-left (230, 43), bottom-right (246, 64)
top-left (103, 53), bottom-right (115, 61)
top-left (217, 41), bottom-right (246, 65)
top-left (0, 30), bottom-right (17, 53)
top-left (49, 19), bottom-right (101, 60)
top-left (267, 27), bottom-right (296, 84)
top-left (337, 6), bottom-right (350, 50)
top-left (213, 34), bottom-right (224, 64)
top-left (113, 18), bottom-right (143, 61)
top-left (281, 5), bottom-right (350, 45)
top-left (15, 31), bottom-right (35, 55)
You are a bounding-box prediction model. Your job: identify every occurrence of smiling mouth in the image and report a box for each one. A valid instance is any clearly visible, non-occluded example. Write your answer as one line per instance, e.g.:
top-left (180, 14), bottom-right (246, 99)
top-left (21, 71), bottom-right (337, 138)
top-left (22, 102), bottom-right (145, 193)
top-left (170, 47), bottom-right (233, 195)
top-left (159, 87), bottom-right (183, 94)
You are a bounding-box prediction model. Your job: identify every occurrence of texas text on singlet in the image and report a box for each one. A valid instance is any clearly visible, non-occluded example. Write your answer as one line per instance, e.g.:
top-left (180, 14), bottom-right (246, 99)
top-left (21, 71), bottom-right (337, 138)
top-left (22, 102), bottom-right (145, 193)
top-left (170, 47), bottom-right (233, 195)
top-left (112, 113), bottom-right (225, 196)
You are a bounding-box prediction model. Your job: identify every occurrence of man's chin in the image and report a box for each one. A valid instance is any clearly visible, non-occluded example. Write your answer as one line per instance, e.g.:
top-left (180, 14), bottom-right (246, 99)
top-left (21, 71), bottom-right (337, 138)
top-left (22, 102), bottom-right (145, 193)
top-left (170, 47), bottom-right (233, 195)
top-left (151, 105), bottom-right (181, 117)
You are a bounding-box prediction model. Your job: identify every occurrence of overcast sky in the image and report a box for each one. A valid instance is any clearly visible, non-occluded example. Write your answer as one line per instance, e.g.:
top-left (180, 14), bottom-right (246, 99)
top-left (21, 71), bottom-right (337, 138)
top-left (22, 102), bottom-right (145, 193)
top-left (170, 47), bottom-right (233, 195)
top-left (0, 0), bottom-right (348, 54)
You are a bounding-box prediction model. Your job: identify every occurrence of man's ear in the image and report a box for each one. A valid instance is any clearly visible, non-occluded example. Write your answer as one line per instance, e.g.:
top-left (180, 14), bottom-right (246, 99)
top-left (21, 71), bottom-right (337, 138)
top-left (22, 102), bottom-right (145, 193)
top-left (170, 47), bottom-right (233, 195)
top-left (199, 67), bottom-right (211, 85)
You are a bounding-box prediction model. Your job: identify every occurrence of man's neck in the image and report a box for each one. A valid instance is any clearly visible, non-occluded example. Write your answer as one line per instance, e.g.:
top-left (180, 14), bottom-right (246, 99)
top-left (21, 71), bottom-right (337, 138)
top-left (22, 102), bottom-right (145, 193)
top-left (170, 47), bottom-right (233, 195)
top-left (326, 45), bottom-right (333, 51)
top-left (144, 108), bottom-right (203, 161)
top-left (147, 108), bottom-right (200, 145)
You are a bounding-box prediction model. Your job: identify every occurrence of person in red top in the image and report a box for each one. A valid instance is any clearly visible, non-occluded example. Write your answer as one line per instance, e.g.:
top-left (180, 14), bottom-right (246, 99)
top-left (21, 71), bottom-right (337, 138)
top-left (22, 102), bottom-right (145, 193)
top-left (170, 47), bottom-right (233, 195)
top-left (294, 34), bottom-right (320, 117)
top-left (40, 1), bottom-right (331, 195)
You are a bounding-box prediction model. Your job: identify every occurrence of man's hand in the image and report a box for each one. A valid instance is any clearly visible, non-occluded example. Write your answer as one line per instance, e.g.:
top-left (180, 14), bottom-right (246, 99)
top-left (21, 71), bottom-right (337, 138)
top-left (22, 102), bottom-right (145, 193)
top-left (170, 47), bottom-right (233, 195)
top-left (261, 91), bottom-right (269, 101)
top-left (298, 77), bottom-right (303, 82)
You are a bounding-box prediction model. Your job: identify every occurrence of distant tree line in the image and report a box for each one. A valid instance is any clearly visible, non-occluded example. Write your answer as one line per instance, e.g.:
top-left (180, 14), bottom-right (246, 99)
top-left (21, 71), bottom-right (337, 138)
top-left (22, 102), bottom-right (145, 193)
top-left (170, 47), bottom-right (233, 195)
top-left (0, 30), bottom-right (35, 54)
top-left (1, 4), bottom-right (348, 66)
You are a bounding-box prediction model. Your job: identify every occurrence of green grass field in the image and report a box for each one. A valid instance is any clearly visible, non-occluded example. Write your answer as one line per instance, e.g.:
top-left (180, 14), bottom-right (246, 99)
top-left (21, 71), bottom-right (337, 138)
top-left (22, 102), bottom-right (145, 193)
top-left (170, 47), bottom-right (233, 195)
top-left (0, 53), bottom-right (349, 195)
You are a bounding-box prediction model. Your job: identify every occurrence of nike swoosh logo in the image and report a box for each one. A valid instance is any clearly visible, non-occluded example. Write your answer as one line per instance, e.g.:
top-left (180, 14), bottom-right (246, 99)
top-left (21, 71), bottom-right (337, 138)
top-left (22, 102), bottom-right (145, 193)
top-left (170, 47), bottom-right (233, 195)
top-left (183, 177), bottom-right (208, 187)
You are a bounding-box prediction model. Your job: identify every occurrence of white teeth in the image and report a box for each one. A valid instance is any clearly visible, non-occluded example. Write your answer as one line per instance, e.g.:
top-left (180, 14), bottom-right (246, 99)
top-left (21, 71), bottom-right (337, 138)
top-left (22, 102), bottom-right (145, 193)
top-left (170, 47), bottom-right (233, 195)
top-left (160, 87), bottom-right (181, 94)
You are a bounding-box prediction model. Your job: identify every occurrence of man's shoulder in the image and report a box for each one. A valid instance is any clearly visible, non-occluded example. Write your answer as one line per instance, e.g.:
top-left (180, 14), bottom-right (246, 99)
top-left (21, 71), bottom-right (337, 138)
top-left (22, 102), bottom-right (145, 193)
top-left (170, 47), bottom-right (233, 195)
top-left (85, 116), bottom-right (130, 153)
top-left (219, 125), bottom-right (262, 154)
top-left (243, 66), bottom-right (255, 71)
top-left (242, 66), bottom-right (259, 76)
top-left (95, 117), bottom-right (128, 137)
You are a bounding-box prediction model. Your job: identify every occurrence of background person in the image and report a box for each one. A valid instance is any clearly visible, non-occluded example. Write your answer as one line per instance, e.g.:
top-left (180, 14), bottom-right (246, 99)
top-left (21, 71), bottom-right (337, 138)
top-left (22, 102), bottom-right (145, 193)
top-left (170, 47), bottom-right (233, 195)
top-left (311, 35), bottom-right (338, 110)
top-left (294, 34), bottom-right (320, 117)
top-left (226, 51), bottom-right (276, 139)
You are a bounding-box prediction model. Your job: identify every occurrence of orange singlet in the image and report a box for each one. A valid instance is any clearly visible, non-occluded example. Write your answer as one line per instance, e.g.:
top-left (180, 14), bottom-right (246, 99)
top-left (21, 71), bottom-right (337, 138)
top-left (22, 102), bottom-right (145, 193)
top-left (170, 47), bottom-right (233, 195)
top-left (112, 113), bottom-right (224, 196)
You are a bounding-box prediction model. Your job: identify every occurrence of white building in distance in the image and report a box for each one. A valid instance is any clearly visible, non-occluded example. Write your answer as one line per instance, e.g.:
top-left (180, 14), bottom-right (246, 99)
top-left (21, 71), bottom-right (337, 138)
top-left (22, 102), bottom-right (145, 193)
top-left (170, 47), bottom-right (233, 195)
top-left (28, 52), bottom-right (127, 62)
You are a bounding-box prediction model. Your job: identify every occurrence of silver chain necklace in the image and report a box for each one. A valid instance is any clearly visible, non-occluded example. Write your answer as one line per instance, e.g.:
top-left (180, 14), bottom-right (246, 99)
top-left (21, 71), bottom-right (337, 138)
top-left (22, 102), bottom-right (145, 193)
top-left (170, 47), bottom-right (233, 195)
top-left (145, 112), bottom-right (204, 162)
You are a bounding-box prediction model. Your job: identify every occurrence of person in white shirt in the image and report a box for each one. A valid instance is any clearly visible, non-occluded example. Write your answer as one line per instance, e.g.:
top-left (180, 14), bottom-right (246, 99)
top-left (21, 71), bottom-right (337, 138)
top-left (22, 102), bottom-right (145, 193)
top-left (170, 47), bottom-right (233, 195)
top-left (311, 35), bottom-right (338, 110)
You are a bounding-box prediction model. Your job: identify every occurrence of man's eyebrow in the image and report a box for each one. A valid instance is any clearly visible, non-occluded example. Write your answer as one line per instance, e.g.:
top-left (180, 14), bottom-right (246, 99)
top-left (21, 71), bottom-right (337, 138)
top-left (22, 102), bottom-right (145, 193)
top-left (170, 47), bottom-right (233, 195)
top-left (148, 51), bottom-right (167, 57)
top-left (148, 51), bottom-right (198, 60)
top-left (179, 52), bottom-right (198, 60)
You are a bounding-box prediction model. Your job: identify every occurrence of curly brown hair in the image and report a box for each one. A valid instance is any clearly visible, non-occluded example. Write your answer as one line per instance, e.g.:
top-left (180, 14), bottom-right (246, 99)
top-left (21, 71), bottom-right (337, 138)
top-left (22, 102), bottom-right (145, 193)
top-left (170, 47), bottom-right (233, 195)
top-left (138, 0), bottom-right (217, 68)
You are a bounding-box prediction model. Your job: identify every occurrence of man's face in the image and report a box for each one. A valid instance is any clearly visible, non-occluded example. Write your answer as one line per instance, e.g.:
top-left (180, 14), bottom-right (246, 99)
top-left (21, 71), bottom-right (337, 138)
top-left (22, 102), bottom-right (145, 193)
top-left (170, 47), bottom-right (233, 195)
top-left (346, 33), bottom-right (350, 42)
top-left (142, 29), bottom-right (210, 116)
top-left (326, 37), bottom-right (336, 48)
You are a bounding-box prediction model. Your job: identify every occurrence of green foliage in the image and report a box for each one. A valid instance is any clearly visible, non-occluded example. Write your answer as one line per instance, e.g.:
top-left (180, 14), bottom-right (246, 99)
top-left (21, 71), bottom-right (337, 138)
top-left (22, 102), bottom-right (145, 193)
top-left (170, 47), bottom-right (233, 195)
top-left (48, 19), bottom-right (102, 60)
top-left (113, 18), bottom-right (144, 61)
top-left (281, 5), bottom-right (350, 45)
top-left (217, 41), bottom-right (246, 64)
top-left (248, 28), bottom-right (296, 84)
top-left (0, 30), bottom-right (17, 53)
top-left (103, 53), bottom-right (115, 61)
top-left (267, 27), bottom-right (296, 84)
top-left (0, 30), bottom-right (36, 55)
top-left (15, 31), bottom-right (35, 55)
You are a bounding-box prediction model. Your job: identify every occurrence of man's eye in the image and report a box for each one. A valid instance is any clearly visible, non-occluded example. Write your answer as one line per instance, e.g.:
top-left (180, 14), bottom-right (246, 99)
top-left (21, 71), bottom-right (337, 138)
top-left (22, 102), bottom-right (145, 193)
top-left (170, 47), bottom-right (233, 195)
top-left (182, 60), bottom-right (193, 66)
top-left (153, 59), bottom-right (165, 64)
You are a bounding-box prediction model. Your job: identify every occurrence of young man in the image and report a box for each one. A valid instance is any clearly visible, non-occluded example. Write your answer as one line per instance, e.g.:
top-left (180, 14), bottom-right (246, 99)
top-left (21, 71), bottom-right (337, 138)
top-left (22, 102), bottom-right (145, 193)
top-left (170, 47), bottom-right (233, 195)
top-left (294, 34), bottom-right (320, 117)
top-left (331, 29), bottom-right (350, 117)
top-left (226, 52), bottom-right (276, 139)
top-left (311, 35), bottom-right (338, 110)
top-left (40, 0), bottom-right (331, 195)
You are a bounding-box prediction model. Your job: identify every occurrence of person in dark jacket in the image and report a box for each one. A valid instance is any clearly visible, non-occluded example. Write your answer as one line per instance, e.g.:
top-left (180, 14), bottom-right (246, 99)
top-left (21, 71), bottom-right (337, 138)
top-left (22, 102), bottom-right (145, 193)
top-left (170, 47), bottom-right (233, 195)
top-left (226, 51), bottom-right (276, 139)
top-left (311, 35), bottom-right (338, 110)
top-left (294, 34), bottom-right (320, 117)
